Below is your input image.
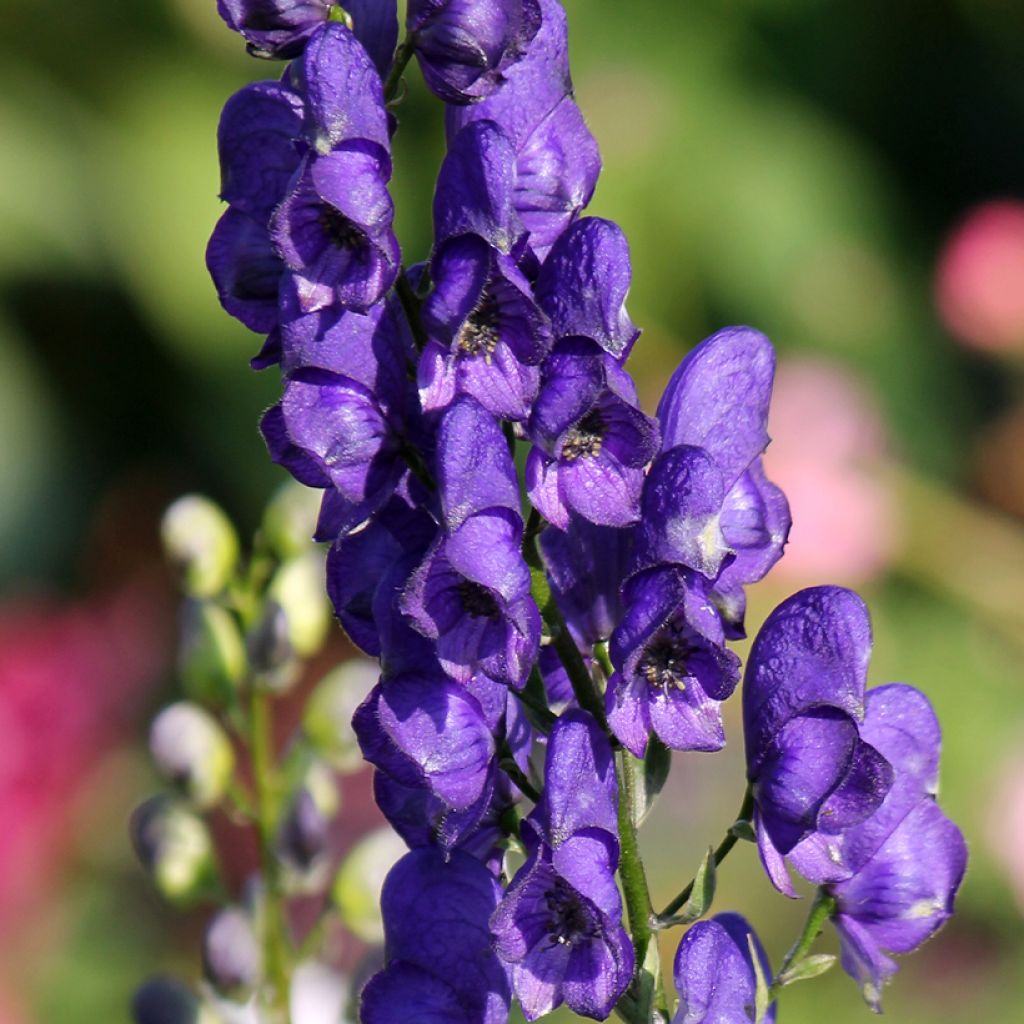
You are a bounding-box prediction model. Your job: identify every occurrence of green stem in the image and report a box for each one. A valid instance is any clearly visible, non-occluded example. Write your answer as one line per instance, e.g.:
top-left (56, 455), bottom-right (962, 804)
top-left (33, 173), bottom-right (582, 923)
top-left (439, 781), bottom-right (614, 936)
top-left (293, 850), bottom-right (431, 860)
top-left (768, 889), bottom-right (837, 1000)
top-left (395, 270), bottom-right (429, 353)
top-left (498, 740), bottom-right (541, 803)
top-left (383, 32), bottom-right (416, 105)
top-left (251, 690), bottom-right (290, 1018)
top-left (656, 785), bottom-right (753, 923)
top-left (615, 749), bottom-right (667, 1021)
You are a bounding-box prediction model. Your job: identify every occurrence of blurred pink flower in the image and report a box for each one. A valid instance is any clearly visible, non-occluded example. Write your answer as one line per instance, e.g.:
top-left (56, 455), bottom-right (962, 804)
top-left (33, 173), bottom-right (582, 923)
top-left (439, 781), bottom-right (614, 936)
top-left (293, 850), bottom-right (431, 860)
top-left (764, 357), bottom-right (900, 585)
top-left (936, 199), bottom-right (1024, 354)
top-left (0, 585), bottom-right (166, 934)
top-left (985, 748), bottom-right (1024, 915)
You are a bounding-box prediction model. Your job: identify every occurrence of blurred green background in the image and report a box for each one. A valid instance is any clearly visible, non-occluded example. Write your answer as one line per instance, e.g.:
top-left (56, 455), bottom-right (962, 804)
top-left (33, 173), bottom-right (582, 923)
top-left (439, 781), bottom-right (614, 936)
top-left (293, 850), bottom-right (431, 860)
top-left (2, 0), bottom-right (1024, 1020)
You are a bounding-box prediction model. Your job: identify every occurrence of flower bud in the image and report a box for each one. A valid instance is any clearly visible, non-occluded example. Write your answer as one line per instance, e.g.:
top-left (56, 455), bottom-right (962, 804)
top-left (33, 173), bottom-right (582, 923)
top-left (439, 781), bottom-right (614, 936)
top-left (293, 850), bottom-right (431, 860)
top-left (268, 553), bottom-right (330, 659)
top-left (203, 906), bottom-right (262, 995)
top-left (246, 600), bottom-right (298, 693)
top-left (262, 482), bottom-right (321, 560)
top-left (130, 796), bottom-right (217, 903)
top-left (290, 961), bottom-right (354, 1024)
top-left (149, 702), bottom-right (235, 809)
top-left (162, 495), bottom-right (239, 598)
top-left (132, 977), bottom-right (201, 1024)
top-left (278, 761), bottom-right (339, 876)
top-left (302, 660), bottom-right (378, 774)
top-left (332, 826), bottom-right (405, 944)
top-left (179, 601), bottom-right (246, 706)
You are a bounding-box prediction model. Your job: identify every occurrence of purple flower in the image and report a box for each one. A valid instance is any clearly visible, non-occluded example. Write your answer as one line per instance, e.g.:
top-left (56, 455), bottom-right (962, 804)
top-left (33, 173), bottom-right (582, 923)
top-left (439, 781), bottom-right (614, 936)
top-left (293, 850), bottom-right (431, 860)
top-left (434, 120), bottom-right (526, 255)
top-left (535, 218), bottom-right (639, 360)
top-left (526, 340), bottom-right (660, 528)
top-left (671, 913), bottom-right (776, 1024)
top-left (407, 0), bottom-right (542, 105)
top-left (361, 848), bottom-right (511, 1024)
top-left (636, 327), bottom-right (790, 636)
top-left (743, 587), bottom-right (894, 893)
top-left (421, 235), bottom-right (551, 420)
top-left (447, 0), bottom-right (600, 261)
top-left (830, 799), bottom-right (967, 1011)
top-left (491, 711), bottom-right (631, 1020)
top-left (270, 148), bottom-right (399, 313)
top-left (401, 512), bottom-right (540, 687)
top-left (606, 566), bottom-right (741, 758)
top-left (217, 0), bottom-right (398, 76)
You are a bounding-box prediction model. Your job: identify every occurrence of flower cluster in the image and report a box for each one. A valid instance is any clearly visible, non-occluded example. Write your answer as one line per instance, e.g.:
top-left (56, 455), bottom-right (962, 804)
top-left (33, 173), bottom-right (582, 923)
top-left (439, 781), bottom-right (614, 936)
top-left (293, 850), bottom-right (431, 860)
top-left (176, 2), bottom-right (969, 1023)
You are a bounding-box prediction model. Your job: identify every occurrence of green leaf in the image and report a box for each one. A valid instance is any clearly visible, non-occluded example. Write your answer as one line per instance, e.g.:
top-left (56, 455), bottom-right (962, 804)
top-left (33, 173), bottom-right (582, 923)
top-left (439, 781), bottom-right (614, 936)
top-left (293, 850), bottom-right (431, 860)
top-left (776, 953), bottom-right (837, 987)
top-left (633, 736), bottom-right (672, 827)
top-left (747, 932), bottom-right (772, 1024)
top-left (728, 817), bottom-right (756, 843)
top-left (680, 846), bottom-right (716, 922)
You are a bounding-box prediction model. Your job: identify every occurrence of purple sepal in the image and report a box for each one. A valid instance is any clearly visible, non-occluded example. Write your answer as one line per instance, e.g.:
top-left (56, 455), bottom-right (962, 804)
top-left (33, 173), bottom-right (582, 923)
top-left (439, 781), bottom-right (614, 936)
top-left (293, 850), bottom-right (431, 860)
top-left (535, 218), bottom-right (639, 360)
top-left (421, 235), bottom-right (550, 421)
top-left (434, 121), bottom-right (525, 254)
top-left (217, 80), bottom-right (305, 219)
top-left (529, 710), bottom-right (618, 848)
top-left (744, 587), bottom-right (893, 868)
top-left (259, 403), bottom-right (331, 488)
top-left (296, 23), bottom-right (391, 162)
top-left (831, 799), bottom-right (967, 1011)
top-left (207, 209), bottom-right (284, 334)
top-left (402, 513), bottom-right (540, 687)
top-left (657, 326), bottom-right (775, 485)
top-left (606, 567), bottom-right (740, 758)
top-left (407, 0), bottom-right (542, 105)
top-left (671, 913), bottom-right (776, 1024)
top-left (490, 843), bottom-right (633, 1021)
top-left (539, 520), bottom-right (630, 646)
top-left (217, 0), bottom-right (398, 76)
top-left (271, 149), bottom-right (399, 314)
top-left (364, 848), bottom-right (510, 1024)
top-left (436, 397), bottom-right (522, 529)
top-left (527, 340), bottom-right (660, 527)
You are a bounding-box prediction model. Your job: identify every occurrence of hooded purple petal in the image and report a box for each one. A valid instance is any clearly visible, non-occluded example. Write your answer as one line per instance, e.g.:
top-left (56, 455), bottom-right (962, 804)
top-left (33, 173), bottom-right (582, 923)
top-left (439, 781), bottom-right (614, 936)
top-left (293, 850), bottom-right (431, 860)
top-left (671, 913), bottom-right (776, 1024)
top-left (408, 0), bottom-right (542, 105)
top-left (361, 961), bottom-right (473, 1024)
top-left (657, 326), bottom-right (776, 487)
top-left (535, 218), bottom-right (639, 359)
top-left (207, 209), bottom-right (284, 333)
top-left (434, 120), bottom-right (525, 253)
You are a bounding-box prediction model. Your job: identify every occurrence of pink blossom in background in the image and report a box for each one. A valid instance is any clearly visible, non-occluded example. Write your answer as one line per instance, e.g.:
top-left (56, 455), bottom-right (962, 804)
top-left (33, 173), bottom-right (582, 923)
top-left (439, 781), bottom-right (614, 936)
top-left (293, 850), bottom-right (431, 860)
top-left (0, 584), bottom-right (166, 936)
top-left (985, 748), bottom-right (1024, 915)
top-left (764, 357), bottom-right (900, 585)
top-left (936, 199), bottom-right (1024, 354)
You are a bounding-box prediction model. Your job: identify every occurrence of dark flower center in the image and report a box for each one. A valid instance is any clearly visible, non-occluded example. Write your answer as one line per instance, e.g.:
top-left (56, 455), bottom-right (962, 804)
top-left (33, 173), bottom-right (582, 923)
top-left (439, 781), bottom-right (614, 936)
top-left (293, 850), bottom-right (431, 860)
top-left (456, 292), bottom-right (501, 358)
top-left (456, 579), bottom-right (500, 619)
top-left (319, 206), bottom-right (366, 250)
top-left (639, 634), bottom-right (692, 693)
top-left (561, 410), bottom-right (605, 461)
top-left (544, 877), bottom-right (599, 947)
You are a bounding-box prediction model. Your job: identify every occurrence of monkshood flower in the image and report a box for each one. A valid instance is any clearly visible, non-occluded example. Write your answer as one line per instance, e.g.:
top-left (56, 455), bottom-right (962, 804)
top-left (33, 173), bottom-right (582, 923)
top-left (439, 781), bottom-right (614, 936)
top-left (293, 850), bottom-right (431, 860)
top-left (447, 0), bottom-right (601, 262)
top-left (403, 399), bottom-right (540, 686)
top-left (526, 339), bottom-right (660, 529)
top-left (788, 685), bottom-right (967, 1010)
top-left (207, 79), bottom-right (305, 334)
top-left (606, 566), bottom-right (741, 758)
top-left (743, 586), bottom-right (894, 894)
top-left (361, 848), bottom-right (510, 1024)
top-left (353, 672), bottom-right (498, 851)
top-left (421, 121), bottom-right (552, 418)
top-left (217, 0), bottom-right (398, 76)
top-left (635, 326), bottom-right (790, 637)
top-left (672, 913), bottom-right (776, 1024)
top-left (535, 218), bottom-right (639, 361)
top-left (492, 712), bottom-right (633, 1020)
top-left (407, 0), bottom-right (542, 105)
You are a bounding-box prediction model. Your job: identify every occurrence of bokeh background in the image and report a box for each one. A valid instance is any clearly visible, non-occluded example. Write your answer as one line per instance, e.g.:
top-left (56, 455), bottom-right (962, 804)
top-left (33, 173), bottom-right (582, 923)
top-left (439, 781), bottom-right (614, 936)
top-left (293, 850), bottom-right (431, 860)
top-left (2, 0), bottom-right (1024, 1020)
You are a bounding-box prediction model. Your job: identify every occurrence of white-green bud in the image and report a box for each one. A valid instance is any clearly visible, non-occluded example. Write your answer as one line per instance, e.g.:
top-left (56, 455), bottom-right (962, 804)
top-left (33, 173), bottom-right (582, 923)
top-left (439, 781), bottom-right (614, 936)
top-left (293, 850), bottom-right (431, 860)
top-left (262, 482), bottom-right (321, 560)
top-left (268, 552), bottom-right (330, 659)
top-left (303, 660), bottom-right (378, 774)
top-left (149, 702), bottom-right (235, 809)
top-left (332, 826), bottom-right (405, 944)
top-left (162, 495), bottom-right (239, 598)
top-left (179, 600), bottom-right (246, 706)
top-left (203, 906), bottom-right (262, 995)
top-left (130, 796), bottom-right (217, 903)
